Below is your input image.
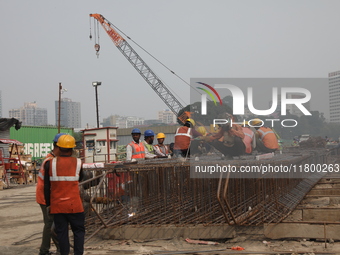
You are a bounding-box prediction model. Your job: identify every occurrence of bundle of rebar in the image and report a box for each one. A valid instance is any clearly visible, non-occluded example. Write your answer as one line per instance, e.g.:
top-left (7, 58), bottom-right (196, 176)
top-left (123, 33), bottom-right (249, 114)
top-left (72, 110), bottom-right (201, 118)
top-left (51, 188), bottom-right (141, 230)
top-left (81, 149), bottom-right (328, 238)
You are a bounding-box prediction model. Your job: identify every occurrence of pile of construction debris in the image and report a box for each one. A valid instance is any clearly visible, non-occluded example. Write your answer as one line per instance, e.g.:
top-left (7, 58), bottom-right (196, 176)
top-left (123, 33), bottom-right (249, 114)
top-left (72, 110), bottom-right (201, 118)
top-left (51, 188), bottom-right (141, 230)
top-left (299, 136), bottom-right (326, 148)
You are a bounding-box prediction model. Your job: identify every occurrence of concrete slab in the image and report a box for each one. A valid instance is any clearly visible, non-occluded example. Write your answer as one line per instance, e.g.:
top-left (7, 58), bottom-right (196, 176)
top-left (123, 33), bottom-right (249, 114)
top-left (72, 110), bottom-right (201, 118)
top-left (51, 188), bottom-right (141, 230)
top-left (303, 208), bottom-right (340, 222)
top-left (100, 224), bottom-right (236, 240)
top-left (264, 223), bottom-right (340, 240)
top-left (308, 188), bottom-right (340, 196)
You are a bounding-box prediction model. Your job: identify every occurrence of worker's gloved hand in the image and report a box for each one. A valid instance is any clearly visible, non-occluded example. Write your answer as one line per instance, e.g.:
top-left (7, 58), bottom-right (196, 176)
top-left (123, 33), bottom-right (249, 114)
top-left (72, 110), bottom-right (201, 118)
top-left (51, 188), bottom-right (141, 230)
top-left (46, 206), bottom-right (51, 215)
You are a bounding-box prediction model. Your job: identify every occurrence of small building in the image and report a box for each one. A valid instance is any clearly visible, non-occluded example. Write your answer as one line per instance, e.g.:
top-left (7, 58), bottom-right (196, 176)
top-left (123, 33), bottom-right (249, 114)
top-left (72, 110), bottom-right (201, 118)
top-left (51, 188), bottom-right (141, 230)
top-left (82, 127), bottom-right (119, 163)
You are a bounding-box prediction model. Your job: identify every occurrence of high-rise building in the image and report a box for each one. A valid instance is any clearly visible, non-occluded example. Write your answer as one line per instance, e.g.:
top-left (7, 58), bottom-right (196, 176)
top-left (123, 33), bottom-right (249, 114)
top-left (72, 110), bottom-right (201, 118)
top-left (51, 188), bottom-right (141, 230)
top-left (117, 116), bottom-right (144, 128)
top-left (102, 115), bottom-right (144, 129)
top-left (55, 98), bottom-right (81, 128)
top-left (158, 109), bottom-right (176, 124)
top-left (329, 70), bottom-right (340, 123)
top-left (102, 115), bottom-right (119, 127)
top-left (9, 102), bottom-right (48, 126)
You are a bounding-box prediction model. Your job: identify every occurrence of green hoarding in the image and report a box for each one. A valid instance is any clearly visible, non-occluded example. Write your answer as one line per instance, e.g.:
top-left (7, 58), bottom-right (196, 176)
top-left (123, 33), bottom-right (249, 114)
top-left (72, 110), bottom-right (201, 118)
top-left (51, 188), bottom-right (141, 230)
top-left (10, 126), bottom-right (74, 160)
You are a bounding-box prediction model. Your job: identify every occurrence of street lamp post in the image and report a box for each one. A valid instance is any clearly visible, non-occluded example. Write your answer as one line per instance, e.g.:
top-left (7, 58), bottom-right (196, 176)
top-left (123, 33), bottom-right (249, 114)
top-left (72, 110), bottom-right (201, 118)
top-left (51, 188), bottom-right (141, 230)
top-left (58, 82), bottom-right (67, 133)
top-left (92, 81), bottom-right (102, 128)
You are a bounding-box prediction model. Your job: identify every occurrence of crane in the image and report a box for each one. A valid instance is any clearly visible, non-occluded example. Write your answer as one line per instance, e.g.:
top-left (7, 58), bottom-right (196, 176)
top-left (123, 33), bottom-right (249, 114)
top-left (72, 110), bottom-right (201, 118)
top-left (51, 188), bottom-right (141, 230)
top-left (89, 14), bottom-right (186, 121)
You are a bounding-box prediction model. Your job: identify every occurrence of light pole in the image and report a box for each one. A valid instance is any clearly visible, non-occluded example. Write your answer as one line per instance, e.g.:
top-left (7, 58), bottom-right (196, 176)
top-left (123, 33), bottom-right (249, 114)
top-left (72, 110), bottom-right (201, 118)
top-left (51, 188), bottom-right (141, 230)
top-left (92, 81), bottom-right (102, 128)
top-left (58, 82), bottom-right (67, 133)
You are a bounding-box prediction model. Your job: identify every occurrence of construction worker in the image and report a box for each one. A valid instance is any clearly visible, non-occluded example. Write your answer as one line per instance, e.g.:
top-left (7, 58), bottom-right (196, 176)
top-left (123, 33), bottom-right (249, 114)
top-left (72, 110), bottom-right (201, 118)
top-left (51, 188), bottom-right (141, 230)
top-left (195, 125), bottom-right (212, 155)
top-left (154, 133), bottom-right (170, 157)
top-left (242, 122), bottom-right (256, 155)
top-left (44, 134), bottom-right (85, 255)
top-left (201, 116), bottom-right (245, 159)
top-left (251, 118), bottom-right (279, 153)
top-left (36, 133), bottom-right (64, 255)
top-left (173, 119), bottom-right (201, 157)
top-left (126, 128), bottom-right (145, 161)
top-left (142, 129), bottom-right (162, 159)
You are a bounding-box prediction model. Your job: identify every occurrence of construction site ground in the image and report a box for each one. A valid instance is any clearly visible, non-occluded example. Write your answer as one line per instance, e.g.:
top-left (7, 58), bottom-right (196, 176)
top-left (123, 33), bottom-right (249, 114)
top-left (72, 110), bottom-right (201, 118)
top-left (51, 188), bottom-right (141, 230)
top-left (1, 177), bottom-right (340, 255)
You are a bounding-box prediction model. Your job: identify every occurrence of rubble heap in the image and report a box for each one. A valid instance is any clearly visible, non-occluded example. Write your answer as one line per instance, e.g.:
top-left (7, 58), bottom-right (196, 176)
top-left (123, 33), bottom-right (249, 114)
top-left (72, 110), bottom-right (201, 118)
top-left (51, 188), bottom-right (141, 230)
top-left (299, 136), bottom-right (326, 148)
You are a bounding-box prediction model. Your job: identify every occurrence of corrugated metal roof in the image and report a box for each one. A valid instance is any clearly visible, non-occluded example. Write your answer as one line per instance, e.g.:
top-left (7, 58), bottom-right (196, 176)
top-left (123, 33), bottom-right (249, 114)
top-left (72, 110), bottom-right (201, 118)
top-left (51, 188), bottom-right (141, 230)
top-left (117, 125), bottom-right (180, 136)
top-left (117, 126), bottom-right (180, 146)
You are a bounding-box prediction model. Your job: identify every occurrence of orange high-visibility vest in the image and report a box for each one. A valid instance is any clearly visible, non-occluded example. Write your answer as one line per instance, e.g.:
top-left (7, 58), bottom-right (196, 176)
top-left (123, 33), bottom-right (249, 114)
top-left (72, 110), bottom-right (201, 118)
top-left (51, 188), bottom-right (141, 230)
top-left (127, 141), bottom-right (146, 159)
top-left (49, 157), bottom-right (84, 214)
top-left (242, 127), bottom-right (254, 154)
top-left (154, 144), bottom-right (169, 155)
top-left (36, 156), bottom-right (54, 205)
top-left (174, 126), bottom-right (192, 150)
top-left (257, 127), bottom-right (279, 150)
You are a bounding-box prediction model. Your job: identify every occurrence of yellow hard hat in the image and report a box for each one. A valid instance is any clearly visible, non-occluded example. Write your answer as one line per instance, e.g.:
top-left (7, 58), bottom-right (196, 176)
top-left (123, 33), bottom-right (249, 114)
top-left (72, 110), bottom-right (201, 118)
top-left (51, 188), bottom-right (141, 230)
top-left (186, 118), bottom-right (196, 126)
top-left (197, 126), bottom-right (207, 136)
top-left (56, 134), bottom-right (76, 148)
top-left (250, 118), bottom-right (262, 126)
top-left (156, 133), bottom-right (166, 139)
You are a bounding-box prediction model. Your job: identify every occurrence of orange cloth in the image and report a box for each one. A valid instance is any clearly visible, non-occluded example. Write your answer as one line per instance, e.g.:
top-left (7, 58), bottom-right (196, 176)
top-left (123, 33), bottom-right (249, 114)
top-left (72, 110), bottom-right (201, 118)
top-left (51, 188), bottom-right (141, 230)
top-left (36, 155), bottom-right (54, 205)
top-left (49, 157), bottom-right (84, 214)
top-left (257, 127), bottom-right (279, 150)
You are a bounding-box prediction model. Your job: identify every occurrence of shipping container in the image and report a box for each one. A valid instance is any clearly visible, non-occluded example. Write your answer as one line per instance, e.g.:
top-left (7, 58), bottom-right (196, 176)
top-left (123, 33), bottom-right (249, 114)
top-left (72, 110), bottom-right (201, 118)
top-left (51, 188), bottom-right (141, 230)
top-left (10, 126), bottom-right (74, 160)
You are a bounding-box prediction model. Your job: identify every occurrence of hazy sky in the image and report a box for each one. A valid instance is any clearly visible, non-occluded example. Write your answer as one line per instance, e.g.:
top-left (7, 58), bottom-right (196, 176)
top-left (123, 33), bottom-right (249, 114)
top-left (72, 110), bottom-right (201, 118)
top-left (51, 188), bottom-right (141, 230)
top-left (1, 0), bottom-right (339, 127)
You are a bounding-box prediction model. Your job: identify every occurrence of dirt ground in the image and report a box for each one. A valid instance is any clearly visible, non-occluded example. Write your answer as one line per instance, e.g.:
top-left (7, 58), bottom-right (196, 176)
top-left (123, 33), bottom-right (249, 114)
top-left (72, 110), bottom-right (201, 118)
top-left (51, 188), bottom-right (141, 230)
top-left (1, 184), bottom-right (340, 255)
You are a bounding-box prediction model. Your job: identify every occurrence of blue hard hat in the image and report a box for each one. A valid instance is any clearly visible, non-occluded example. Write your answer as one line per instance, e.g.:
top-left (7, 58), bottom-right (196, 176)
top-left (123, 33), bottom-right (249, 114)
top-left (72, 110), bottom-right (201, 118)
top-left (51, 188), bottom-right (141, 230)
top-left (53, 133), bottom-right (67, 142)
top-left (144, 129), bottom-right (155, 137)
top-left (131, 128), bottom-right (141, 134)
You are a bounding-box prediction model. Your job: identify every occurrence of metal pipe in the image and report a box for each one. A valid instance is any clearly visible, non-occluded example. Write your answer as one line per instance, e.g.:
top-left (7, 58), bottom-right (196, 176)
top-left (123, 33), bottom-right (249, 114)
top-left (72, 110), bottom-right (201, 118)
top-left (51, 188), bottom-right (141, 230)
top-left (58, 82), bottom-right (61, 133)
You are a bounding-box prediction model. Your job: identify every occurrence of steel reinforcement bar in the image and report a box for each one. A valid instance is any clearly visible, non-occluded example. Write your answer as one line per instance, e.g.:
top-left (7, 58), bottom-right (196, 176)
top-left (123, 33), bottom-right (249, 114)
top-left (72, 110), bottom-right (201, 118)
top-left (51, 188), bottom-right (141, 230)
top-left (80, 149), bottom-right (329, 240)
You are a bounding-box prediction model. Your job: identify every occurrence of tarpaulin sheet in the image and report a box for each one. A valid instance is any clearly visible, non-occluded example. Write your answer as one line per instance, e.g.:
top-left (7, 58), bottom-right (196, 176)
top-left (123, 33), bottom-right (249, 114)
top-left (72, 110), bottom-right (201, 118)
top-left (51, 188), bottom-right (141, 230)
top-left (0, 118), bottom-right (21, 131)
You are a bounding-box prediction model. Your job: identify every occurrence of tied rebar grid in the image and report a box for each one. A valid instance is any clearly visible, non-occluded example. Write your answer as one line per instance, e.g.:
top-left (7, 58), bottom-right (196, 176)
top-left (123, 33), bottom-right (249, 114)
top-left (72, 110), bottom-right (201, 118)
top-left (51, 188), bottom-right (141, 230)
top-left (81, 149), bottom-right (328, 239)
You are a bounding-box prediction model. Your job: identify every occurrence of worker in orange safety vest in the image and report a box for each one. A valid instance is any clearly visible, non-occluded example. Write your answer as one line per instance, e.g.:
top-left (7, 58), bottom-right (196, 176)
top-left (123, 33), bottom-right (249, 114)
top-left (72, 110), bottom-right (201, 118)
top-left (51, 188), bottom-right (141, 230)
top-left (154, 133), bottom-right (170, 157)
top-left (44, 134), bottom-right (85, 255)
top-left (36, 133), bottom-right (64, 255)
top-left (251, 118), bottom-right (279, 153)
top-left (174, 119), bottom-right (201, 157)
top-left (126, 128), bottom-right (146, 161)
top-left (241, 122), bottom-right (256, 154)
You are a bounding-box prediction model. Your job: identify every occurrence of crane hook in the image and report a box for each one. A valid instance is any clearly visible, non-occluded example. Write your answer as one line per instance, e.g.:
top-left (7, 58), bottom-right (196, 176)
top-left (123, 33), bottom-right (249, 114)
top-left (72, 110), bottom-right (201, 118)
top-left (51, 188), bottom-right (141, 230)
top-left (95, 43), bottom-right (100, 58)
top-left (95, 43), bottom-right (100, 52)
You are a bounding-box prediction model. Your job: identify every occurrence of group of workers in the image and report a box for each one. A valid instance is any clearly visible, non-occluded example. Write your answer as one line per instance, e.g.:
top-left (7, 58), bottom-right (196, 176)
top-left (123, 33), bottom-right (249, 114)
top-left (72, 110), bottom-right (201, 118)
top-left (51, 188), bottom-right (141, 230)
top-left (126, 116), bottom-right (280, 161)
top-left (36, 133), bottom-right (85, 255)
top-left (33, 115), bottom-right (279, 255)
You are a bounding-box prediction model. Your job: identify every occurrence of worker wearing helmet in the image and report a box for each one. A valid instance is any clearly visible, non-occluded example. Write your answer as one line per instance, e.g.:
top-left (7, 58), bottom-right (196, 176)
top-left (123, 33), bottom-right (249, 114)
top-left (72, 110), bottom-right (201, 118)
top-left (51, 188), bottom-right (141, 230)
top-left (142, 129), bottom-right (159, 159)
top-left (126, 128), bottom-right (145, 161)
top-left (154, 133), bottom-right (170, 157)
top-left (250, 118), bottom-right (279, 153)
top-left (44, 134), bottom-right (85, 255)
top-left (36, 133), bottom-right (63, 255)
top-left (174, 119), bottom-right (201, 157)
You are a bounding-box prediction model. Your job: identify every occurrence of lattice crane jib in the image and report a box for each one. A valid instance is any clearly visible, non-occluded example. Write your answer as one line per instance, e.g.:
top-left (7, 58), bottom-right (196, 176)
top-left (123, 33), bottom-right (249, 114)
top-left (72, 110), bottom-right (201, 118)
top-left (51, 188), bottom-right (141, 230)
top-left (89, 13), bottom-right (184, 118)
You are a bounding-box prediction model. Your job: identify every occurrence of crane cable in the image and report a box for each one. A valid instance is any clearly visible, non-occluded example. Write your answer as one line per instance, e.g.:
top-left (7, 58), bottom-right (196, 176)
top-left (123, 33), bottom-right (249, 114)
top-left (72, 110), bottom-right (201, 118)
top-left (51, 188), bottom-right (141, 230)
top-left (107, 22), bottom-right (204, 101)
top-left (89, 18), bottom-right (101, 57)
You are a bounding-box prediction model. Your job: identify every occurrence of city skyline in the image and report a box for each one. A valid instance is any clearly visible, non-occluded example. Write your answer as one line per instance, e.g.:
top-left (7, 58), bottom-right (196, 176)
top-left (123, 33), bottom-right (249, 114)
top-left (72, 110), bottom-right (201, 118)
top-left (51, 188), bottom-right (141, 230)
top-left (1, 1), bottom-right (340, 126)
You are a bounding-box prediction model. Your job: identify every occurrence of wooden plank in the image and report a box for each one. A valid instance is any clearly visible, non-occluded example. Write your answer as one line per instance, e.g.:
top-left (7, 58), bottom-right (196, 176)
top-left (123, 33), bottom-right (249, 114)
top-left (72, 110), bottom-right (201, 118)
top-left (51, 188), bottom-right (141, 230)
top-left (308, 188), bottom-right (340, 196)
top-left (264, 223), bottom-right (340, 240)
top-left (303, 208), bottom-right (340, 222)
top-left (100, 224), bottom-right (236, 240)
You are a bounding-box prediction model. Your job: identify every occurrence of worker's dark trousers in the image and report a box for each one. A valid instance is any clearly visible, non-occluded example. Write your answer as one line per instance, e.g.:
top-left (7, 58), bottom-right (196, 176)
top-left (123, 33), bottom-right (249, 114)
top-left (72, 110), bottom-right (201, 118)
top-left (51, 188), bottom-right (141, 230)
top-left (255, 138), bottom-right (277, 153)
top-left (39, 204), bottom-right (59, 255)
top-left (211, 136), bottom-right (246, 156)
top-left (54, 212), bottom-right (85, 255)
